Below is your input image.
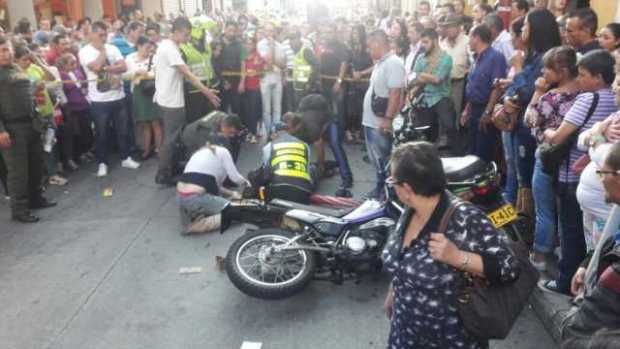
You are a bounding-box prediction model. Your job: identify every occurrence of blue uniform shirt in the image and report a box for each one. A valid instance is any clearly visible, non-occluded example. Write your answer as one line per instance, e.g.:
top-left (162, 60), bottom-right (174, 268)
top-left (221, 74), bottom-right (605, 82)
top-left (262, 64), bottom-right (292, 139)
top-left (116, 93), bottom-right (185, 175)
top-left (465, 46), bottom-right (507, 105)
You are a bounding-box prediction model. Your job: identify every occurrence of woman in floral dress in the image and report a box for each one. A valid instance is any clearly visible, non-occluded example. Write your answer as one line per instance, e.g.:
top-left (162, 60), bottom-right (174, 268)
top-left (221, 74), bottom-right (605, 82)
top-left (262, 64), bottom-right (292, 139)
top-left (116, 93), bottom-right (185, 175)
top-left (382, 142), bottom-right (520, 349)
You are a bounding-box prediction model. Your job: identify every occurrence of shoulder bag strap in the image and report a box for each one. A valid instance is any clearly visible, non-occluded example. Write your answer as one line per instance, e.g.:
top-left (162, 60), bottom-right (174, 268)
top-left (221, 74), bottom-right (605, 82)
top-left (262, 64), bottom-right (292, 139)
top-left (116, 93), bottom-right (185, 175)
top-left (578, 92), bottom-right (599, 131)
top-left (437, 197), bottom-right (463, 235)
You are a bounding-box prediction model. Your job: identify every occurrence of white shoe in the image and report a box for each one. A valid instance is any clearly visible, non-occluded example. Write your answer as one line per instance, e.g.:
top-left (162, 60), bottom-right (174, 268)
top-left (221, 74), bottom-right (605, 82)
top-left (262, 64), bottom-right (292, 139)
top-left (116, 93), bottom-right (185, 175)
top-left (97, 163), bottom-right (108, 177)
top-left (121, 157), bottom-right (140, 169)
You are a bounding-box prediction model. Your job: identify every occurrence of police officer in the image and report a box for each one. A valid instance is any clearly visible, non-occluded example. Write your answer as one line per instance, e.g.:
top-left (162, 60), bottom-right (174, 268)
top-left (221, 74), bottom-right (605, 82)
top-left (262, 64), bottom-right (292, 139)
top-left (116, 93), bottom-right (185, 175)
top-left (0, 36), bottom-right (56, 223)
top-left (289, 31), bottom-right (319, 110)
top-left (250, 117), bottom-right (316, 204)
top-left (180, 21), bottom-right (215, 123)
top-left (178, 111), bottom-right (243, 162)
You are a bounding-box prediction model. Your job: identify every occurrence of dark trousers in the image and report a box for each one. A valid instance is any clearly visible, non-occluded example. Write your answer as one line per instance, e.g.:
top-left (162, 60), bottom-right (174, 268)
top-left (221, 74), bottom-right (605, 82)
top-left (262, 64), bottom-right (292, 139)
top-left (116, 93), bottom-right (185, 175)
top-left (242, 89), bottom-right (261, 135)
top-left (221, 88), bottom-right (241, 115)
top-left (417, 97), bottom-right (458, 150)
top-left (468, 103), bottom-right (498, 163)
top-left (185, 90), bottom-right (212, 123)
top-left (91, 99), bottom-right (130, 165)
top-left (62, 108), bottom-right (93, 161)
top-left (282, 81), bottom-right (296, 114)
top-left (157, 106), bottom-right (186, 176)
top-left (345, 84), bottom-right (366, 132)
top-left (0, 152), bottom-right (7, 195)
top-left (557, 182), bottom-right (587, 293)
top-left (1, 123), bottom-right (44, 216)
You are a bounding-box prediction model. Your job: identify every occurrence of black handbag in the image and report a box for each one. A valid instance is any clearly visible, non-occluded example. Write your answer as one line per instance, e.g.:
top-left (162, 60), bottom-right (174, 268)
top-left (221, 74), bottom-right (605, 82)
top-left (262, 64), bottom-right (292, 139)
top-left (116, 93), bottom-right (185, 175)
top-left (436, 199), bottom-right (539, 341)
top-left (139, 55), bottom-right (156, 97)
top-left (371, 90), bottom-right (389, 117)
top-left (538, 92), bottom-right (599, 176)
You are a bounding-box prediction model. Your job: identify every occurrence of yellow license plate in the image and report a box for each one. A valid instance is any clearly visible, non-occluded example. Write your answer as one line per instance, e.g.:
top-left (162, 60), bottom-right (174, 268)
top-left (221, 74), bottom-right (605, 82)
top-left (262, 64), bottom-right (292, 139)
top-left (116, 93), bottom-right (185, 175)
top-left (487, 204), bottom-right (518, 228)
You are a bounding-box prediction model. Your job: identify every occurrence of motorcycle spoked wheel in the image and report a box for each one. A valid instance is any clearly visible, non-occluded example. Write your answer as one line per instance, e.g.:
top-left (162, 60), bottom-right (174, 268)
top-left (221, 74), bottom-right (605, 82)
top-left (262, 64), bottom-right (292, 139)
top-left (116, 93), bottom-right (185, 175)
top-left (225, 229), bottom-right (317, 300)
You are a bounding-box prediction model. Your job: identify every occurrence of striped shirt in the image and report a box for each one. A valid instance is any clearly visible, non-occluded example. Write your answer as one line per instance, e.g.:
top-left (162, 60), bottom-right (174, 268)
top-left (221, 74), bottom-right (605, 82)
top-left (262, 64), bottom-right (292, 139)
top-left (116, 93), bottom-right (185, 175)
top-left (560, 88), bottom-right (618, 183)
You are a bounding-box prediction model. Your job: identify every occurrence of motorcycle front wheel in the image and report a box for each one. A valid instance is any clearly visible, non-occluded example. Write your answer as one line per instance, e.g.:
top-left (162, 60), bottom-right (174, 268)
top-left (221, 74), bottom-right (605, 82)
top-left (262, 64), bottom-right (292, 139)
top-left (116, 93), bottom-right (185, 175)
top-left (225, 228), bottom-right (317, 300)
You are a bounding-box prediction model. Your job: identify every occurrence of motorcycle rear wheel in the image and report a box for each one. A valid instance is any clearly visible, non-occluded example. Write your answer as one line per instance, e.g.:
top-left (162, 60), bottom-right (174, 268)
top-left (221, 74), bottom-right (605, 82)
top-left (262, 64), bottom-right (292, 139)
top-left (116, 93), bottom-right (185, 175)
top-left (225, 228), bottom-right (317, 300)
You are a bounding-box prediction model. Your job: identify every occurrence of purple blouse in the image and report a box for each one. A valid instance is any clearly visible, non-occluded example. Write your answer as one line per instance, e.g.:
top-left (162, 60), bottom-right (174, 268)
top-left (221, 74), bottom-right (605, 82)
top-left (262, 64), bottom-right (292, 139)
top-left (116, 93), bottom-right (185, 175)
top-left (60, 69), bottom-right (90, 111)
top-left (527, 90), bottom-right (578, 144)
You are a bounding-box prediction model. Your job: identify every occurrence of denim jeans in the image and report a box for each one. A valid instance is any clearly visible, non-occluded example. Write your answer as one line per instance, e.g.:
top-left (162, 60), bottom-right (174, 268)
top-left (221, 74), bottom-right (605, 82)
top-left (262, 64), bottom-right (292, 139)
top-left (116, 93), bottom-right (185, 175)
top-left (327, 122), bottom-right (352, 182)
top-left (514, 126), bottom-right (536, 188)
top-left (260, 76), bottom-right (283, 135)
top-left (502, 131), bottom-right (518, 204)
top-left (557, 181), bottom-right (587, 293)
top-left (364, 126), bottom-right (392, 192)
top-left (532, 155), bottom-right (557, 254)
top-left (91, 99), bottom-right (130, 165)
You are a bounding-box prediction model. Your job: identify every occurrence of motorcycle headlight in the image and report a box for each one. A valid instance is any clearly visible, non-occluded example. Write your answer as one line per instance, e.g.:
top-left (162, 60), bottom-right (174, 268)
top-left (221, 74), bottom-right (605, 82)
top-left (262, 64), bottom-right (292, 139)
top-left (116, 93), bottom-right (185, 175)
top-left (392, 114), bottom-right (404, 132)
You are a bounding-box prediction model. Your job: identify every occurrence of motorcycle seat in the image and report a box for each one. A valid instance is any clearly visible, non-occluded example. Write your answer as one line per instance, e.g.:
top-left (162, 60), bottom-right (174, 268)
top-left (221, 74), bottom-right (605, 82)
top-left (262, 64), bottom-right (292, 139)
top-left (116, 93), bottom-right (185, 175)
top-left (441, 156), bottom-right (487, 183)
top-left (270, 199), bottom-right (354, 218)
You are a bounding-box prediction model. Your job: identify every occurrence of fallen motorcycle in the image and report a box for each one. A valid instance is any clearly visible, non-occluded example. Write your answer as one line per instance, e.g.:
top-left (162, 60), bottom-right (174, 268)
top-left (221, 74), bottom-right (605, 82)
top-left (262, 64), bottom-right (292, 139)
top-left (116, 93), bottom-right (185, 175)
top-left (222, 155), bottom-right (525, 300)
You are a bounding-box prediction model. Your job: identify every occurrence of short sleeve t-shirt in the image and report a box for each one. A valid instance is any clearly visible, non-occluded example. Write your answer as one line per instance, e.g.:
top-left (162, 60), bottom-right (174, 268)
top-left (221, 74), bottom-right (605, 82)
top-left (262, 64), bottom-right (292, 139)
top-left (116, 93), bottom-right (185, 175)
top-left (362, 53), bottom-right (406, 129)
top-left (561, 88), bottom-right (618, 183)
top-left (79, 43), bottom-right (126, 103)
top-left (153, 39), bottom-right (186, 109)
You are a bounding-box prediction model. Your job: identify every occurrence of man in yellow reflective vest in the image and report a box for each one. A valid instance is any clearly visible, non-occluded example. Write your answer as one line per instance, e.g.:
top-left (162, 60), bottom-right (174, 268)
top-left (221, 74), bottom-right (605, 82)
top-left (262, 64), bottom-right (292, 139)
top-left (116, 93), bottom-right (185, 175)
top-left (248, 116), bottom-right (317, 204)
top-left (180, 23), bottom-right (215, 123)
top-left (289, 31), bottom-right (319, 110)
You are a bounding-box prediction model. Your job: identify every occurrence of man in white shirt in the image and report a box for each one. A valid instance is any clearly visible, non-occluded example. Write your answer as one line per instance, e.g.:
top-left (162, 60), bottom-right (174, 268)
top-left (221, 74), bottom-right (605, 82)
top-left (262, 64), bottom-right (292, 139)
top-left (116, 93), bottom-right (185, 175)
top-left (257, 22), bottom-right (287, 137)
top-left (439, 15), bottom-right (470, 118)
top-left (404, 21), bottom-right (424, 77)
top-left (484, 14), bottom-right (514, 72)
top-left (79, 20), bottom-right (140, 177)
top-left (154, 17), bottom-right (221, 186)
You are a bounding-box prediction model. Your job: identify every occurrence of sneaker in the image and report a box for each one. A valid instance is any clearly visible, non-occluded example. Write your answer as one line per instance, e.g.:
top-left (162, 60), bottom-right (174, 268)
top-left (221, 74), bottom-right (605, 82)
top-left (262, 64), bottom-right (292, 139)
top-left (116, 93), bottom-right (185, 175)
top-left (538, 279), bottom-right (571, 296)
top-left (529, 252), bottom-right (547, 272)
top-left (67, 159), bottom-right (79, 171)
top-left (97, 163), bottom-right (108, 177)
top-left (121, 157), bottom-right (140, 169)
top-left (48, 175), bottom-right (68, 186)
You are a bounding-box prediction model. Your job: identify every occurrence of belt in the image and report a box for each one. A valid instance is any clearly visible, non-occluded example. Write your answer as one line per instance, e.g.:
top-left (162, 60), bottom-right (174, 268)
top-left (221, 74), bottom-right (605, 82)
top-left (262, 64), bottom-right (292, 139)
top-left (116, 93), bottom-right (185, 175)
top-left (177, 191), bottom-right (202, 198)
top-left (451, 77), bottom-right (465, 82)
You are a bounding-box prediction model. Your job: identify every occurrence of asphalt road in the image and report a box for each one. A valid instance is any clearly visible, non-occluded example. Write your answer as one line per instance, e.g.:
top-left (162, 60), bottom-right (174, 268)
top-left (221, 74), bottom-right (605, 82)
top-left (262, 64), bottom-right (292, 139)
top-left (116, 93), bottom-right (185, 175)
top-left (0, 141), bottom-right (557, 349)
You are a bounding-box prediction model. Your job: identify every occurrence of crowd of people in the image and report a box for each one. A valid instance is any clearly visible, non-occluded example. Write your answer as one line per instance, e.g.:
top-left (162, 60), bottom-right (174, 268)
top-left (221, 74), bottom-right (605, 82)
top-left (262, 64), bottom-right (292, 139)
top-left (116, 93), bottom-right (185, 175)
top-left (1, 0), bottom-right (620, 347)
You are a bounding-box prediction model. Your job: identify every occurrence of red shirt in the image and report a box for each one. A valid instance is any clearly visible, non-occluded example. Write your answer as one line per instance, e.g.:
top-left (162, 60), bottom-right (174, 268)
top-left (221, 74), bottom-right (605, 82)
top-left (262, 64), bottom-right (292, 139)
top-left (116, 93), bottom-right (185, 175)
top-left (243, 52), bottom-right (265, 91)
top-left (45, 49), bottom-right (60, 66)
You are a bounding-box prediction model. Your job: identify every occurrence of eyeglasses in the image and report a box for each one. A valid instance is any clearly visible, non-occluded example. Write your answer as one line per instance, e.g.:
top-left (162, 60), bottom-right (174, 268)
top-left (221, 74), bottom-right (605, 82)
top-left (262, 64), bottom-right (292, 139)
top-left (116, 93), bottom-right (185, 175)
top-left (596, 169), bottom-right (620, 179)
top-left (385, 176), bottom-right (404, 187)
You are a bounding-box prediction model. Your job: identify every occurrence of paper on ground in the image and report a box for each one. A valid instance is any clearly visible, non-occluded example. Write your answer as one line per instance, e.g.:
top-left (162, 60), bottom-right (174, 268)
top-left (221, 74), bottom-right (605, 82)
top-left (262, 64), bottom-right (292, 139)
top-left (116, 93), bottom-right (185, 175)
top-left (179, 267), bottom-right (203, 274)
top-left (241, 341), bottom-right (262, 349)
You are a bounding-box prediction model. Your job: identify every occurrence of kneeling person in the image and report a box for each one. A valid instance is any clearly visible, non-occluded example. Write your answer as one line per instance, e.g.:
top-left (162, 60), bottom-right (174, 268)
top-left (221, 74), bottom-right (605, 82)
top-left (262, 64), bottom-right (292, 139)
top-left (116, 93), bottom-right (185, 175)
top-left (180, 111), bottom-right (243, 161)
top-left (250, 115), bottom-right (317, 204)
top-left (176, 143), bottom-right (249, 234)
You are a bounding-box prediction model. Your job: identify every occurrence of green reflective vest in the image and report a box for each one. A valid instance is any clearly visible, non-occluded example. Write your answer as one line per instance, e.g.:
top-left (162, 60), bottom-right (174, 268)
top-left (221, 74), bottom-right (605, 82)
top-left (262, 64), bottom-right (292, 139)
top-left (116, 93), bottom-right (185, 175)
top-left (180, 43), bottom-right (213, 83)
top-left (269, 134), bottom-right (312, 190)
top-left (292, 47), bottom-right (312, 91)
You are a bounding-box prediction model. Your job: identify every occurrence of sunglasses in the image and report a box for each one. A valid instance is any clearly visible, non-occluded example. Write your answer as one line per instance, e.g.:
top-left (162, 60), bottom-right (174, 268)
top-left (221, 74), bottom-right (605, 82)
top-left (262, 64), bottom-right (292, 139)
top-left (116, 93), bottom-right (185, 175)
top-left (385, 176), bottom-right (404, 187)
top-left (596, 169), bottom-right (620, 179)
